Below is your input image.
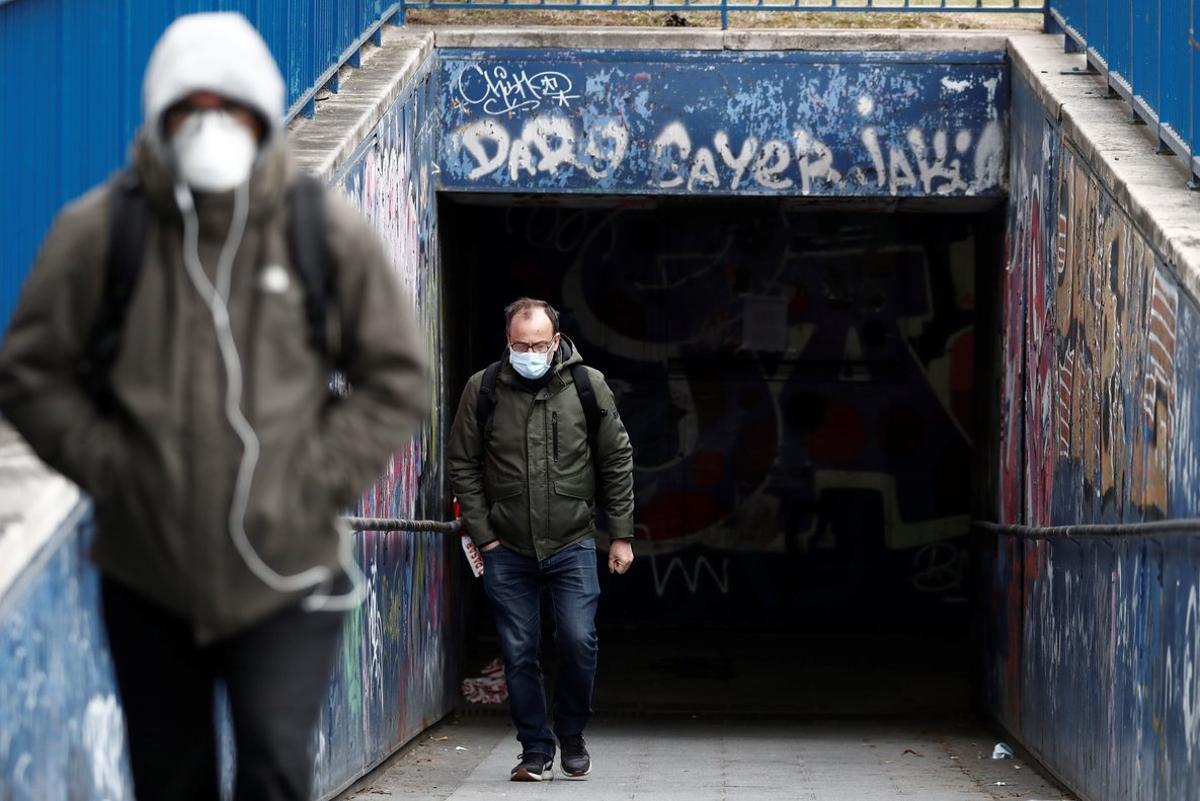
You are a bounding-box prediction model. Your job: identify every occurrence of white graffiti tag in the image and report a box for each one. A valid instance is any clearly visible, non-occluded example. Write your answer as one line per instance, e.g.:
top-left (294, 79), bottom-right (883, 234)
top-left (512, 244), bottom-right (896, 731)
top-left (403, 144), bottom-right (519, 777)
top-left (456, 116), bottom-right (628, 181)
top-left (457, 64), bottom-right (581, 115)
top-left (453, 114), bottom-right (1005, 196)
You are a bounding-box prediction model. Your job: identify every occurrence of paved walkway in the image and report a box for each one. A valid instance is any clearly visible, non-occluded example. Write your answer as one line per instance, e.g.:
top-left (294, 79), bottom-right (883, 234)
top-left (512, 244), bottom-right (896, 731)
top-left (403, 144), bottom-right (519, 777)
top-left (345, 715), bottom-right (1071, 801)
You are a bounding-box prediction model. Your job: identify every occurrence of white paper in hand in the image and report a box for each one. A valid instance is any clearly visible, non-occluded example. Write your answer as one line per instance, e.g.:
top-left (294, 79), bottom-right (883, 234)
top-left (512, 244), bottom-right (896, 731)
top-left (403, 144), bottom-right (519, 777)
top-left (461, 535), bottom-right (485, 578)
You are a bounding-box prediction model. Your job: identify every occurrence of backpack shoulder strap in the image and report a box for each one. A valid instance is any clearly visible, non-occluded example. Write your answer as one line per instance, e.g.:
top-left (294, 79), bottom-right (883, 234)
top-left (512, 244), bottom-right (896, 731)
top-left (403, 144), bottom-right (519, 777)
top-left (476, 361), bottom-right (504, 444)
top-left (82, 168), bottom-right (148, 406)
top-left (285, 174), bottom-right (332, 357)
top-left (570, 363), bottom-right (603, 444)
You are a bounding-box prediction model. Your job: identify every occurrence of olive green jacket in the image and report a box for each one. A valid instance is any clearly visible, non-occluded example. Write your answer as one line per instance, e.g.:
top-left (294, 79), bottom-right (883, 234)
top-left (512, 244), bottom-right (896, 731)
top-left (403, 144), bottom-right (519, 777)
top-left (0, 135), bottom-right (428, 642)
top-left (447, 340), bottom-right (634, 560)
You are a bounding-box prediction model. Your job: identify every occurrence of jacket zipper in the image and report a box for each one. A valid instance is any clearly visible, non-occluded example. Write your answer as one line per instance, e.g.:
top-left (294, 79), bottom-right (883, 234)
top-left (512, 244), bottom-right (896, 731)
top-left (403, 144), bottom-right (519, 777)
top-left (552, 411), bottom-right (559, 463)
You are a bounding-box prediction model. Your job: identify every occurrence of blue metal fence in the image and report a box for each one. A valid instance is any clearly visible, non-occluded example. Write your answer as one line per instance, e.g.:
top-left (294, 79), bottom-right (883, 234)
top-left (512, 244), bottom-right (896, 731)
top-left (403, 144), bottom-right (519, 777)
top-left (1046, 0), bottom-right (1200, 188)
top-left (0, 0), bottom-right (400, 330)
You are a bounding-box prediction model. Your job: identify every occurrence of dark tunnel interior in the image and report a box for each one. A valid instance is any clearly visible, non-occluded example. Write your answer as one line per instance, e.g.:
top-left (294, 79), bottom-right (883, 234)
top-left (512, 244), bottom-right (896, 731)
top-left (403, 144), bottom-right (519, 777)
top-left (440, 194), bottom-right (1006, 720)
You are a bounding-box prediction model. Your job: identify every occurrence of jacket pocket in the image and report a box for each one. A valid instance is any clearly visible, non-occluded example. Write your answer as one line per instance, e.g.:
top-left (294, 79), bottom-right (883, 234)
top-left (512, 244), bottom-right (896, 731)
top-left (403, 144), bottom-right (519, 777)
top-left (552, 469), bottom-right (595, 536)
top-left (484, 477), bottom-right (526, 539)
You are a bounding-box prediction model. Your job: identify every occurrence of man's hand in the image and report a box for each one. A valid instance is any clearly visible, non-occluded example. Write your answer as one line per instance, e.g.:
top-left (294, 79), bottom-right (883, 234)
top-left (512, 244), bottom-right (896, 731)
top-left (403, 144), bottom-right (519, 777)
top-left (481, 541), bottom-right (502, 552)
top-left (608, 539), bottom-right (634, 574)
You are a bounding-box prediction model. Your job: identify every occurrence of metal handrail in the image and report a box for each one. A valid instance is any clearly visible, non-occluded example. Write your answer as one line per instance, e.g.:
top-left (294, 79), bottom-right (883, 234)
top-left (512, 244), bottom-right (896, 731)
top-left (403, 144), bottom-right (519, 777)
top-left (974, 519), bottom-right (1200, 538)
top-left (343, 516), bottom-right (465, 534)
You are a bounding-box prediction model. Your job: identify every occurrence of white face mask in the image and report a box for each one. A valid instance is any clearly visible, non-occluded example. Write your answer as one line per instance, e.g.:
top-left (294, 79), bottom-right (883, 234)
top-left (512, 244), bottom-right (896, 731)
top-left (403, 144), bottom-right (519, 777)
top-left (509, 348), bottom-right (552, 380)
top-left (171, 110), bottom-right (258, 192)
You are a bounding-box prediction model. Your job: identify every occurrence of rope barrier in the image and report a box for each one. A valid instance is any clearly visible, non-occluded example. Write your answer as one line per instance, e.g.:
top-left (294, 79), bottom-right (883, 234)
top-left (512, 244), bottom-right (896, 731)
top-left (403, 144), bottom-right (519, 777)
top-left (341, 516), bottom-right (463, 534)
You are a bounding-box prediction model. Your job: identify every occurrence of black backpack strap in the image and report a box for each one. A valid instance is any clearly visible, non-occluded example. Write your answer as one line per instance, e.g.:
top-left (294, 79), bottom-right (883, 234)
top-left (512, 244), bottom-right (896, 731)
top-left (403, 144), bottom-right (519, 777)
top-left (476, 361), bottom-right (503, 444)
top-left (285, 174), bottom-right (332, 357)
top-left (81, 168), bottom-right (148, 408)
top-left (570, 363), bottom-right (603, 444)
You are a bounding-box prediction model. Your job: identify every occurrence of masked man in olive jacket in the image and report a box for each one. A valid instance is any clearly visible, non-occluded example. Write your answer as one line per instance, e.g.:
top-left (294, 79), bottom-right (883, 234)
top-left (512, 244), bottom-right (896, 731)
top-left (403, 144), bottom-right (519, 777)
top-left (0, 13), bottom-right (427, 801)
top-left (448, 297), bottom-right (635, 783)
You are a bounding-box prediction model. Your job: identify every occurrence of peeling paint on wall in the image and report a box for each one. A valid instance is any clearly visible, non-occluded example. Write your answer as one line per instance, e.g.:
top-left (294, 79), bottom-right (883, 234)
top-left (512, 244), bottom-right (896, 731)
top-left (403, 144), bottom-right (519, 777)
top-left (312, 53), bottom-right (459, 799)
top-left (987, 69), bottom-right (1200, 801)
top-left (998, 76), bottom-right (1191, 528)
top-left (439, 50), bottom-right (1009, 199)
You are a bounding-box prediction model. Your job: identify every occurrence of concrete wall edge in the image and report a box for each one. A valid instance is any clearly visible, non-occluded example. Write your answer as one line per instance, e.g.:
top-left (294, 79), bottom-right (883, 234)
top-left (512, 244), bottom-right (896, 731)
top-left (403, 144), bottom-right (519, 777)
top-left (290, 27), bottom-right (436, 183)
top-left (0, 425), bottom-right (84, 610)
top-left (418, 24), bottom-right (1010, 52)
top-left (1007, 32), bottom-right (1200, 302)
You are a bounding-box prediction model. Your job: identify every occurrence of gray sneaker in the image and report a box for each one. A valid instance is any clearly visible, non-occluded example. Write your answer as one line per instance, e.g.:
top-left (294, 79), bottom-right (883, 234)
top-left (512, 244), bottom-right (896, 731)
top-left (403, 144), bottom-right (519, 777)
top-left (511, 752), bottom-right (554, 782)
top-left (559, 735), bottom-right (591, 779)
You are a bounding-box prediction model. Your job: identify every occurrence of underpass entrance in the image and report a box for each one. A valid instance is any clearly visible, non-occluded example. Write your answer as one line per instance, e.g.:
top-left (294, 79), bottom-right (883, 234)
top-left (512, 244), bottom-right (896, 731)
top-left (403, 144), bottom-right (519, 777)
top-left (441, 194), bottom-right (1005, 721)
top-left (354, 37), bottom-right (1084, 801)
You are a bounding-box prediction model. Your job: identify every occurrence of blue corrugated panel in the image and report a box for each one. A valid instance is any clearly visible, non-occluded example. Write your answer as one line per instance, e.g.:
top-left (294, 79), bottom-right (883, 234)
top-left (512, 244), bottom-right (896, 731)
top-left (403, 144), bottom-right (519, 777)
top-left (0, 0), bottom-right (399, 331)
top-left (1049, 0), bottom-right (1199, 183)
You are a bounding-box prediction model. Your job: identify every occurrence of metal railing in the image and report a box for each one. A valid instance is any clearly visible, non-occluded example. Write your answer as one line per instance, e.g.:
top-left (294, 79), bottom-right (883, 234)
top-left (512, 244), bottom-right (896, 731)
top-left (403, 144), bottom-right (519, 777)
top-left (343, 516), bottom-right (464, 533)
top-left (400, 0), bottom-right (1045, 29)
top-left (0, 0), bottom-right (402, 331)
top-left (1046, 0), bottom-right (1200, 188)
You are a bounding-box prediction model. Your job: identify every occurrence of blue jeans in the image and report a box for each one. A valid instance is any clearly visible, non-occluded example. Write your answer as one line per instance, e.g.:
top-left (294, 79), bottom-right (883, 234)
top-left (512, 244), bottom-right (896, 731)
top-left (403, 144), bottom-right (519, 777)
top-left (482, 539), bottom-right (601, 758)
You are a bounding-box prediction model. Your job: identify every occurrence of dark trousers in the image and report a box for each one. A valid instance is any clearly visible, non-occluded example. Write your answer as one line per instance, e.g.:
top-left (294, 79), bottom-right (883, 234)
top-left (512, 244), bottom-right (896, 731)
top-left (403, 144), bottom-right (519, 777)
top-left (481, 539), bottom-right (601, 758)
top-left (100, 578), bottom-right (344, 801)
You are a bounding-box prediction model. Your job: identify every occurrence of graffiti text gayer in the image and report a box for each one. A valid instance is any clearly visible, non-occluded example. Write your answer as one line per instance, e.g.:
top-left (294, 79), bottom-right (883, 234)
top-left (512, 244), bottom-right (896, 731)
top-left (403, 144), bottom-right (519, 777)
top-left (453, 113), bottom-right (1005, 196)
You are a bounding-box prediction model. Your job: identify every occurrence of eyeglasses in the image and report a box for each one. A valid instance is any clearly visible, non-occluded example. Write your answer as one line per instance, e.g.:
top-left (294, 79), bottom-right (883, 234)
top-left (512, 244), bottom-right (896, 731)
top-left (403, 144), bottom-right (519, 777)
top-left (510, 341), bottom-right (554, 354)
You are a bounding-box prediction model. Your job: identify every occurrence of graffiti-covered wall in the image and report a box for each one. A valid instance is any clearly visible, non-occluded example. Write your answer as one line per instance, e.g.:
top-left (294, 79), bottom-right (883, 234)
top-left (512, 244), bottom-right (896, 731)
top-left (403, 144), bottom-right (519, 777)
top-left (0, 52), bottom-right (454, 801)
top-left (984, 68), bottom-right (1200, 801)
top-left (439, 49), bottom-right (1008, 199)
top-left (313, 52), bottom-right (458, 799)
top-left (444, 198), bottom-right (991, 624)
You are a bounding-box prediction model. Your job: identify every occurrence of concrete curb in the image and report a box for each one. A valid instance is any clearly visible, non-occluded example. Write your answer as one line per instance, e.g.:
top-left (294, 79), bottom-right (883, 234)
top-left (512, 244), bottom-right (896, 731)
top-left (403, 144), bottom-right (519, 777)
top-left (1007, 32), bottom-right (1200, 301)
top-left (416, 24), bottom-right (1011, 52)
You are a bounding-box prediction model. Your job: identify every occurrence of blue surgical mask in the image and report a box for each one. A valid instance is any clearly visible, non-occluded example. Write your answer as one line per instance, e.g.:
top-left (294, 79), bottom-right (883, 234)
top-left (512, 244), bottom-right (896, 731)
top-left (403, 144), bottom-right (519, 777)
top-left (509, 349), bottom-right (551, 380)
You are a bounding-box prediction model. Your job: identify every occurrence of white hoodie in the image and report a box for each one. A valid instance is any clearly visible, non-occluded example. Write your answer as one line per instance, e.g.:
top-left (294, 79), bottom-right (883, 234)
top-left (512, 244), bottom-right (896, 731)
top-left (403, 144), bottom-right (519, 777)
top-left (142, 13), bottom-right (285, 146)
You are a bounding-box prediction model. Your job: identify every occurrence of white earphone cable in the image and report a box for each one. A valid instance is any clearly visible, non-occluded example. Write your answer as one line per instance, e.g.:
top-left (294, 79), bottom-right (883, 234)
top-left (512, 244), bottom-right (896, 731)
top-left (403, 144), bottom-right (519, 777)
top-left (175, 180), bottom-right (365, 611)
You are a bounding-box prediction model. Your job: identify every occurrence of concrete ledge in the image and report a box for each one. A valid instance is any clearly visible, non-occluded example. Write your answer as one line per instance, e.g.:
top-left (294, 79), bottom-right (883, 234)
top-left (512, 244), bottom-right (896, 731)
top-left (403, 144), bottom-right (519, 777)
top-left (289, 27), bottom-right (435, 184)
top-left (724, 28), bottom-right (1009, 51)
top-left (1008, 32), bottom-right (1200, 300)
top-left (419, 24), bottom-right (1009, 52)
top-left (0, 423), bottom-right (83, 610)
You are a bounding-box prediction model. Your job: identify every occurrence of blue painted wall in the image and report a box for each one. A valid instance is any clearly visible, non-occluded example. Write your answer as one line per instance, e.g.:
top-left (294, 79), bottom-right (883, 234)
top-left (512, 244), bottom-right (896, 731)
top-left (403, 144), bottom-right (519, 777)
top-left (0, 51), bottom-right (456, 801)
top-left (438, 49), bottom-right (1009, 198)
top-left (984, 65), bottom-right (1200, 801)
top-left (0, 510), bottom-right (133, 801)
